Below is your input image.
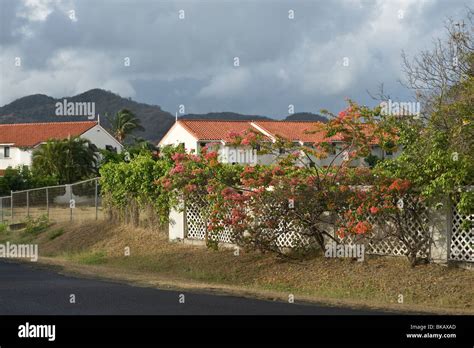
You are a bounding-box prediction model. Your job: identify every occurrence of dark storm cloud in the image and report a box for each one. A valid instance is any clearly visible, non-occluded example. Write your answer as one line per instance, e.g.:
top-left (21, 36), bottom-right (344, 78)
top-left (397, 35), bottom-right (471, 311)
top-left (0, 0), bottom-right (470, 117)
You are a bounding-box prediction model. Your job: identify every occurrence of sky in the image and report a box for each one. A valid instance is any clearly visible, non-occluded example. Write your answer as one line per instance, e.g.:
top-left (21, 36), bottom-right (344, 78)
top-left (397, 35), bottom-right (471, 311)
top-left (0, 0), bottom-right (470, 118)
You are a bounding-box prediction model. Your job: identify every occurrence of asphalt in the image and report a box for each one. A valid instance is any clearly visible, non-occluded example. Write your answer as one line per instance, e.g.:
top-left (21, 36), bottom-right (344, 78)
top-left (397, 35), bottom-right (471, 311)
top-left (0, 260), bottom-right (392, 315)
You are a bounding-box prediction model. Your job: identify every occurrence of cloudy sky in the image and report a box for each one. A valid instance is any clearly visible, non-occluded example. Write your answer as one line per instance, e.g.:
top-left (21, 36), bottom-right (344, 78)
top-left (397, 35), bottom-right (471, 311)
top-left (0, 0), bottom-right (470, 117)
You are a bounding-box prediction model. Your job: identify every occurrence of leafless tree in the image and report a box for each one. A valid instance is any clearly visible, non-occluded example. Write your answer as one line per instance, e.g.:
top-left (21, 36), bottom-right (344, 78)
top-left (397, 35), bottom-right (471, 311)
top-left (400, 8), bottom-right (473, 119)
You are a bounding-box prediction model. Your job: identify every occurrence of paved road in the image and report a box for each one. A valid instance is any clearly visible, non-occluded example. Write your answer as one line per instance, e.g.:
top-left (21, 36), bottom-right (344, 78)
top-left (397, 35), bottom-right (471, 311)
top-left (0, 260), bottom-right (391, 315)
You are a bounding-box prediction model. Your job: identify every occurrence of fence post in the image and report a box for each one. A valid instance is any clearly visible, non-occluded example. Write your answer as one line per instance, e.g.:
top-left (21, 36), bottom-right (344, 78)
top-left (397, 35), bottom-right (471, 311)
top-left (10, 191), bottom-right (13, 224)
top-left (429, 197), bottom-right (451, 264)
top-left (169, 200), bottom-right (186, 241)
top-left (69, 185), bottom-right (73, 222)
top-left (46, 187), bottom-right (49, 218)
top-left (26, 190), bottom-right (29, 218)
top-left (95, 179), bottom-right (98, 220)
top-left (1, 198), bottom-right (3, 223)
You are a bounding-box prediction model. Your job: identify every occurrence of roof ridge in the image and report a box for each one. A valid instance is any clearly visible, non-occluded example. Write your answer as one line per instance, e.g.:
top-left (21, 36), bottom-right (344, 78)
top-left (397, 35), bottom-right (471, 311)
top-left (180, 119), bottom-right (252, 122)
top-left (179, 119), bottom-right (323, 123)
top-left (255, 120), bottom-right (323, 123)
top-left (0, 120), bottom-right (97, 127)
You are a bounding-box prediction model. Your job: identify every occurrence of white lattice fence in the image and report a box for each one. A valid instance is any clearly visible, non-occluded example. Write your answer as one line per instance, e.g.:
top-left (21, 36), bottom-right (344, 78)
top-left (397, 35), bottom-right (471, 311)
top-left (183, 191), bottom-right (471, 263)
top-left (185, 196), bottom-right (233, 244)
top-left (449, 193), bottom-right (473, 262)
top-left (256, 210), bottom-right (317, 248)
top-left (184, 196), bottom-right (316, 247)
top-left (338, 195), bottom-right (431, 258)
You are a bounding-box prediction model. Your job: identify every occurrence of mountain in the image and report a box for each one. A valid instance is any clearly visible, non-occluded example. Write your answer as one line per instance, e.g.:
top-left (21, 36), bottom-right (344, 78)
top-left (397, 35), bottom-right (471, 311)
top-left (182, 111), bottom-right (327, 122)
top-left (0, 89), bottom-right (175, 142)
top-left (284, 112), bottom-right (327, 122)
top-left (0, 89), bottom-right (327, 142)
top-left (180, 112), bottom-right (271, 120)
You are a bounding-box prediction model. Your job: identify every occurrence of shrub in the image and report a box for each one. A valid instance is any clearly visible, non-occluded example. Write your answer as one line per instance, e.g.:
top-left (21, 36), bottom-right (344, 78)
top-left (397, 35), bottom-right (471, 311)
top-left (24, 215), bottom-right (50, 235)
top-left (100, 150), bottom-right (177, 226)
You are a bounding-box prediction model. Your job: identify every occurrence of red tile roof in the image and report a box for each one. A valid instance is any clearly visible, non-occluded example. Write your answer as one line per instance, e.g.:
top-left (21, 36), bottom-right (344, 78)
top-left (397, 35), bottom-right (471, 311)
top-left (168, 119), bottom-right (383, 146)
top-left (0, 121), bottom-right (97, 147)
top-left (179, 120), bottom-right (257, 142)
top-left (253, 121), bottom-right (330, 143)
top-left (177, 119), bottom-right (336, 144)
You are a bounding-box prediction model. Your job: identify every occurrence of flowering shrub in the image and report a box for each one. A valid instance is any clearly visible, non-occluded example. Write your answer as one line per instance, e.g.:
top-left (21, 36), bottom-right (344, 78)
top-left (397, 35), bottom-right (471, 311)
top-left (336, 177), bottom-right (431, 266)
top-left (162, 101), bottom-right (413, 256)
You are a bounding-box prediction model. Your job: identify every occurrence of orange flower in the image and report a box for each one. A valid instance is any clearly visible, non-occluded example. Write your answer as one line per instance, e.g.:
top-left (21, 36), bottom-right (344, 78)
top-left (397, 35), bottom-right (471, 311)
top-left (369, 206), bottom-right (379, 214)
top-left (354, 221), bottom-right (371, 234)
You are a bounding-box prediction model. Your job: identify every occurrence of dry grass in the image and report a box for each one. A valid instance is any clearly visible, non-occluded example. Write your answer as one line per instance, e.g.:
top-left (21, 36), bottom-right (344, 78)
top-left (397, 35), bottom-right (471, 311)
top-left (2, 221), bottom-right (473, 314)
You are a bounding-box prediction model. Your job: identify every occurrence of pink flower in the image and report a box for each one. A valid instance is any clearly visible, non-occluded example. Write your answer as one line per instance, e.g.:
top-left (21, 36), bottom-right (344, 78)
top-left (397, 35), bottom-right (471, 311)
top-left (354, 221), bottom-right (370, 234)
top-left (189, 154), bottom-right (201, 162)
top-left (204, 151), bottom-right (218, 160)
top-left (171, 153), bottom-right (186, 162)
top-left (162, 179), bottom-right (172, 189)
top-left (184, 184), bottom-right (197, 193)
top-left (290, 178), bottom-right (299, 186)
top-left (170, 163), bottom-right (184, 174)
top-left (191, 168), bottom-right (203, 176)
top-left (369, 206), bottom-right (379, 214)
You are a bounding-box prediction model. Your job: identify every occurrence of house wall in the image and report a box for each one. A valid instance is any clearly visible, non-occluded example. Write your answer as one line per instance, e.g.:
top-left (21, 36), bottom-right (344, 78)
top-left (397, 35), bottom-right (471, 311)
top-left (0, 146), bottom-right (33, 170)
top-left (82, 125), bottom-right (123, 153)
top-left (159, 123), bottom-right (198, 153)
top-left (158, 123), bottom-right (402, 167)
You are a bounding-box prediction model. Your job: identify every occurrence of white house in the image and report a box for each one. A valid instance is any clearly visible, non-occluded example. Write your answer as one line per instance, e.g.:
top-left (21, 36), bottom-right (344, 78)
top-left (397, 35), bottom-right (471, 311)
top-left (158, 119), bottom-right (400, 166)
top-left (0, 121), bottom-right (122, 175)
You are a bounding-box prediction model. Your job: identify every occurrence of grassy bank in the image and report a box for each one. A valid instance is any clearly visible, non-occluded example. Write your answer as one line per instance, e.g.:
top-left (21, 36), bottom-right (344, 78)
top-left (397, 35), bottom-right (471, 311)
top-left (1, 220), bottom-right (473, 314)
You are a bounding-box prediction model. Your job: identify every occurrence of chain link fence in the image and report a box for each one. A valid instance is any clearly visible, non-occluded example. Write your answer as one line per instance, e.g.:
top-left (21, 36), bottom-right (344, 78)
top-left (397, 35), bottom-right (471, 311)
top-left (0, 178), bottom-right (102, 225)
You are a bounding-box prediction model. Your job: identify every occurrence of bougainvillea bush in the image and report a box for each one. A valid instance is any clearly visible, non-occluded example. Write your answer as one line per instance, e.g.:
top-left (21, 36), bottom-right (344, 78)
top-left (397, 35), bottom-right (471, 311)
top-left (160, 101), bottom-right (435, 264)
top-left (336, 177), bottom-right (432, 266)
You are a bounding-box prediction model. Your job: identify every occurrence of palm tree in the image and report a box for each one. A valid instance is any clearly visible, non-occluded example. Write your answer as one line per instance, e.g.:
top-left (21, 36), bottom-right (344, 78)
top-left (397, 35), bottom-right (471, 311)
top-left (106, 109), bottom-right (144, 143)
top-left (32, 137), bottom-right (99, 184)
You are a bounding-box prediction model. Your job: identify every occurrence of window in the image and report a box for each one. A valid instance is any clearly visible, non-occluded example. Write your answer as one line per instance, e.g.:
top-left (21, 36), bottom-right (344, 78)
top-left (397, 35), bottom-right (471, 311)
top-left (105, 145), bottom-right (117, 153)
top-left (385, 150), bottom-right (393, 156)
top-left (4, 146), bottom-right (10, 158)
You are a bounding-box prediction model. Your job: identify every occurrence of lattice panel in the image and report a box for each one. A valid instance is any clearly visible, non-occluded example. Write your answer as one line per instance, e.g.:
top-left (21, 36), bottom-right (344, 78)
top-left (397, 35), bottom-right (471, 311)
top-left (339, 195), bottom-right (430, 258)
top-left (185, 197), bottom-right (207, 240)
top-left (249, 201), bottom-right (317, 248)
top-left (185, 197), bottom-right (233, 244)
top-left (450, 194), bottom-right (473, 262)
top-left (184, 196), bottom-right (316, 247)
top-left (273, 220), bottom-right (315, 248)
